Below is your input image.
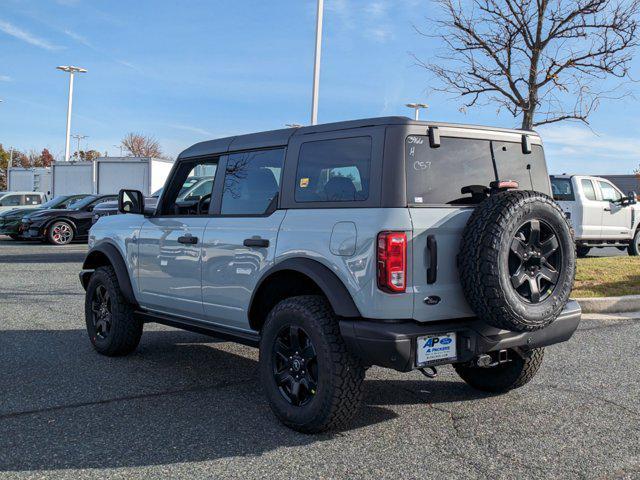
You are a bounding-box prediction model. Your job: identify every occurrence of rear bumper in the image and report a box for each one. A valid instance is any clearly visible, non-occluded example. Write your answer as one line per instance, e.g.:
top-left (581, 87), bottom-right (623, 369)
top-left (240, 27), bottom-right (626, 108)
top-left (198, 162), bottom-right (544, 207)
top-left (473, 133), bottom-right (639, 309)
top-left (340, 300), bottom-right (581, 372)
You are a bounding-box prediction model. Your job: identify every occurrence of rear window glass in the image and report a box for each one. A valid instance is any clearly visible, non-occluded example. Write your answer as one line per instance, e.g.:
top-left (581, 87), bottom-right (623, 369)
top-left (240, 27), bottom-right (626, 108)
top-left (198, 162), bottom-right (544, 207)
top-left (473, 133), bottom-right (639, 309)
top-left (406, 136), bottom-right (495, 205)
top-left (295, 137), bottom-right (371, 203)
top-left (581, 179), bottom-right (597, 201)
top-left (551, 178), bottom-right (575, 201)
top-left (406, 136), bottom-right (549, 205)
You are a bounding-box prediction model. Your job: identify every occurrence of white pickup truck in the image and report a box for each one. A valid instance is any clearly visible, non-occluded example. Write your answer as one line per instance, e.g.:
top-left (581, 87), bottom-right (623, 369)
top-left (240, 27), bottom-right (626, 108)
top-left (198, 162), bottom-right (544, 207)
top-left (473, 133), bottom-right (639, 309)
top-left (550, 175), bottom-right (639, 257)
top-left (0, 191), bottom-right (48, 213)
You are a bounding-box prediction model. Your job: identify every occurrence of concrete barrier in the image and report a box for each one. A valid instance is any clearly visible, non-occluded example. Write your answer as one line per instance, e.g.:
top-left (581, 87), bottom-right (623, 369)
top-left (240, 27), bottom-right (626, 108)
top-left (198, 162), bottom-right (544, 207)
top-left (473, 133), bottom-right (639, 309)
top-left (576, 295), bottom-right (640, 314)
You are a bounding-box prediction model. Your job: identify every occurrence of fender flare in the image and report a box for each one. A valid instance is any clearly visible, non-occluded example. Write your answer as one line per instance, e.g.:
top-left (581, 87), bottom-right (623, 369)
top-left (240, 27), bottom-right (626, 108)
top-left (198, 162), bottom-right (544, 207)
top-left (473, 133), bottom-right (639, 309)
top-left (81, 242), bottom-right (137, 305)
top-left (250, 257), bottom-right (361, 318)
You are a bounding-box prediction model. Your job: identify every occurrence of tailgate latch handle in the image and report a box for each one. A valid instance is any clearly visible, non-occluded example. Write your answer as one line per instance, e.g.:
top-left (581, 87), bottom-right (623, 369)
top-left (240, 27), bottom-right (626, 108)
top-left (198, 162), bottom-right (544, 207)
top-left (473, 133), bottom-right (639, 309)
top-left (426, 235), bottom-right (438, 284)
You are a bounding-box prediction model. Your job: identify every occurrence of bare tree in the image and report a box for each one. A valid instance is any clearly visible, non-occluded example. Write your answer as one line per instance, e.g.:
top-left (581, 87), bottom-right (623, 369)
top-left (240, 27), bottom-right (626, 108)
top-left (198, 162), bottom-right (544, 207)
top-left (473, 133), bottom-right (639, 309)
top-left (418, 0), bottom-right (640, 129)
top-left (121, 133), bottom-right (163, 157)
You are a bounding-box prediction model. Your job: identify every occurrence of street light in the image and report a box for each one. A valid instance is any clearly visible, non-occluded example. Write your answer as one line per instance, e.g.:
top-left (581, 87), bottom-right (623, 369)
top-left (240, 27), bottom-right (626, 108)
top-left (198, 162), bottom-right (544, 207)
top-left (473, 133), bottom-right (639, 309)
top-left (112, 144), bottom-right (123, 156)
top-left (71, 134), bottom-right (88, 156)
top-left (56, 65), bottom-right (87, 162)
top-left (406, 103), bottom-right (429, 121)
top-left (310, 0), bottom-right (324, 126)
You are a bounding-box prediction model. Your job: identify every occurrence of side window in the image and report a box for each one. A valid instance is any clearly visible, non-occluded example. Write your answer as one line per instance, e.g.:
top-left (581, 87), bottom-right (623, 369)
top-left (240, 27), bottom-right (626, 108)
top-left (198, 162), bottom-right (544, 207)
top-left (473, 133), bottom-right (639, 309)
top-left (159, 159), bottom-right (219, 216)
top-left (598, 181), bottom-right (622, 202)
top-left (24, 194), bottom-right (41, 205)
top-left (0, 195), bottom-right (22, 206)
top-left (295, 137), bottom-right (372, 203)
top-left (221, 149), bottom-right (284, 215)
top-left (581, 180), bottom-right (597, 201)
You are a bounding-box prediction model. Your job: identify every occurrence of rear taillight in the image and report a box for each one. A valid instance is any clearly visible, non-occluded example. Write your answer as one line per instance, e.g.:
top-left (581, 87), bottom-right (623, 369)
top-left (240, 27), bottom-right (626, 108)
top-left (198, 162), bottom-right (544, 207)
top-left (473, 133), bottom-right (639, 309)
top-left (377, 231), bottom-right (407, 293)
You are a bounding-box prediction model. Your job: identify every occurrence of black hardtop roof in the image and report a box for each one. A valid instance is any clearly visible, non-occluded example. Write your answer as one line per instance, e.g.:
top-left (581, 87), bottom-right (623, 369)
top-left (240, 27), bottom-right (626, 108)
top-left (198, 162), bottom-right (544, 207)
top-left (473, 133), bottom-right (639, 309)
top-left (178, 116), bottom-right (539, 159)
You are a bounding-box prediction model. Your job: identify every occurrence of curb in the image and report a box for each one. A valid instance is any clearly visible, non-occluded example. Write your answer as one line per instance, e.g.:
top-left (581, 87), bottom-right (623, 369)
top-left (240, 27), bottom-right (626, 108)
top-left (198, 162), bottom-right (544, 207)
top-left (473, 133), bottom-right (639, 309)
top-left (576, 295), bottom-right (640, 314)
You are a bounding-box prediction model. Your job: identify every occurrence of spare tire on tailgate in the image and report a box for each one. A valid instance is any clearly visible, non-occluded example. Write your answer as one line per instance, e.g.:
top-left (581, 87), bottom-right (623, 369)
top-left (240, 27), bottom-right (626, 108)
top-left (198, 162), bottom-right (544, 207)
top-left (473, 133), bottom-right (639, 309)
top-left (458, 190), bottom-right (575, 332)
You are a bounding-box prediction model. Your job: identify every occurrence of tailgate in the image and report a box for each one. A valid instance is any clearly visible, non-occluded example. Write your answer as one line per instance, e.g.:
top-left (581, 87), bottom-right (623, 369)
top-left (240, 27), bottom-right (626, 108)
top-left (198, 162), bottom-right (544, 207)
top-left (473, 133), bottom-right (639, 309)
top-left (409, 207), bottom-right (475, 322)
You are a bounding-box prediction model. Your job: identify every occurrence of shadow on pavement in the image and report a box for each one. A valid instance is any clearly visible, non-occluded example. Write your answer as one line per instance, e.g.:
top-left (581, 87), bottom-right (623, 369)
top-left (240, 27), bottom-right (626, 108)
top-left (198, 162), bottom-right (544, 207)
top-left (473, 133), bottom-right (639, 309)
top-left (0, 328), bottom-right (484, 472)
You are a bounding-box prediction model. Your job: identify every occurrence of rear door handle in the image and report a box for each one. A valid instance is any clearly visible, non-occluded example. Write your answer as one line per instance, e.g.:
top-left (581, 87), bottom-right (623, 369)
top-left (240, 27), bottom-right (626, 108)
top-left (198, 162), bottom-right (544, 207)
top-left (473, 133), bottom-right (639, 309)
top-left (604, 208), bottom-right (611, 212)
top-left (178, 235), bottom-right (198, 245)
top-left (426, 235), bottom-right (438, 284)
top-left (244, 238), bottom-right (269, 248)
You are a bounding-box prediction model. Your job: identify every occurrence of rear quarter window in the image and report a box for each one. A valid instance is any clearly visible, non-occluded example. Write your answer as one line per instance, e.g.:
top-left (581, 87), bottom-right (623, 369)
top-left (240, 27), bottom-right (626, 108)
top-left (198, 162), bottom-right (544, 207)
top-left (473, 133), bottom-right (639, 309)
top-left (295, 137), bottom-right (372, 203)
top-left (551, 178), bottom-right (575, 201)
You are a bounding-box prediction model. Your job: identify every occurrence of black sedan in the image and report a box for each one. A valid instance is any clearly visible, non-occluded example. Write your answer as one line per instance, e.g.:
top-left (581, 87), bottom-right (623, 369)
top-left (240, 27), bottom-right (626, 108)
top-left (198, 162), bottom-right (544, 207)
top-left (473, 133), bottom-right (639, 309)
top-left (21, 194), bottom-right (118, 245)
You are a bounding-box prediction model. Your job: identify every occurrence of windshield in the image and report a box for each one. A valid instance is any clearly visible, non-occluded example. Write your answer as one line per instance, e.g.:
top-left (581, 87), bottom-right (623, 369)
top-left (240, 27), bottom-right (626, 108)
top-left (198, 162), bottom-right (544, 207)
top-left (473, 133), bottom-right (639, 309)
top-left (179, 177), bottom-right (215, 200)
top-left (69, 195), bottom-right (98, 210)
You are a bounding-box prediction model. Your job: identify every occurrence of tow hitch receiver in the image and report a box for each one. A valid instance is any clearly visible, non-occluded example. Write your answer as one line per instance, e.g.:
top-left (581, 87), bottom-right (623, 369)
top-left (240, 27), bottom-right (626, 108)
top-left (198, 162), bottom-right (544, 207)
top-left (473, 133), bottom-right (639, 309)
top-left (476, 350), bottom-right (510, 368)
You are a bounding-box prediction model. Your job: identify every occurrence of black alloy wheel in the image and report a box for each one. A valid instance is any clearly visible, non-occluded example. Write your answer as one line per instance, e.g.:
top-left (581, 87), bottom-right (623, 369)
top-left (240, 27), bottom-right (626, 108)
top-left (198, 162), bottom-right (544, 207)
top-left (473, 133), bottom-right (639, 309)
top-left (273, 325), bottom-right (318, 407)
top-left (509, 219), bottom-right (562, 304)
top-left (91, 284), bottom-right (112, 340)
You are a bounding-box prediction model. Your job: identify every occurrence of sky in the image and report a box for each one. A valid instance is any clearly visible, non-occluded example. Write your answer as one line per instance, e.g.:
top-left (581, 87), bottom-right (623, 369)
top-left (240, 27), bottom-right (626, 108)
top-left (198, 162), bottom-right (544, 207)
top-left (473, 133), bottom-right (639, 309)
top-left (1, 0), bottom-right (639, 175)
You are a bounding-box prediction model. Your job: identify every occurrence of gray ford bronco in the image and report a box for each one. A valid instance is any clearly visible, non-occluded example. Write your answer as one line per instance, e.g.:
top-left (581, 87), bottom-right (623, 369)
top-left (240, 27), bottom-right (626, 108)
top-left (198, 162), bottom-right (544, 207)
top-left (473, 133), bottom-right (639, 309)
top-left (80, 117), bottom-right (580, 433)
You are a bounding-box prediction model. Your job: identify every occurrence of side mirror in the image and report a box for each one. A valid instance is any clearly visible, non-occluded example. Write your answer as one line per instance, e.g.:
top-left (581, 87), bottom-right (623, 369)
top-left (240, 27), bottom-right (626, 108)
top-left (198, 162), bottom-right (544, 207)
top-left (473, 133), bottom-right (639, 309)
top-left (628, 191), bottom-right (638, 205)
top-left (118, 189), bottom-right (144, 214)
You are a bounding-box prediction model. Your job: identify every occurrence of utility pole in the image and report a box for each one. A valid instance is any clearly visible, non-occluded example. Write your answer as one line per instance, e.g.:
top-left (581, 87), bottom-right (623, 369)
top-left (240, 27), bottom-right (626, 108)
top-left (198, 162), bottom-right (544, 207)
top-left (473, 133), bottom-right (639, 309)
top-left (71, 134), bottom-right (88, 157)
top-left (310, 0), bottom-right (324, 125)
top-left (406, 103), bottom-right (429, 121)
top-left (56, 66), bottom-right (87, 162)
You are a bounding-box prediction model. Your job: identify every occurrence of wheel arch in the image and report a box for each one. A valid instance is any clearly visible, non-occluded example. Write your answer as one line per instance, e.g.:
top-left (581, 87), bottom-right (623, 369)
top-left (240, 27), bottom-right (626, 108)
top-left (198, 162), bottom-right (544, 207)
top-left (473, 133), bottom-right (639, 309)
top-left (80, 242), bottom-right (137, 305)
top-left (248, 258), bottom-right (361, 332)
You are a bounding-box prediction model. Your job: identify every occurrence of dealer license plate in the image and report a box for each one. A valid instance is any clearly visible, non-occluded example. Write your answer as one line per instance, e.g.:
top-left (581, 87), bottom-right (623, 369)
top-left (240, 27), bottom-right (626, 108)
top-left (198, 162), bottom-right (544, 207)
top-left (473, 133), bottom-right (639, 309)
top-left (416, 332), bottom-right (457, 366)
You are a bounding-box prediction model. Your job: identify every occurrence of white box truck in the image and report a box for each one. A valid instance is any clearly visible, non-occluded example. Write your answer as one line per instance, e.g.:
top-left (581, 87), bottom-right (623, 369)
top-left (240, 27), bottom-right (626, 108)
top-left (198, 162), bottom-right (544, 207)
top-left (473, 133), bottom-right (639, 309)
top-left (94, 157), bottom-right (174, 196)
top-left (7, 167), bottom-right (52, 195)
top-left (52, 161), bottom-right (95, 196)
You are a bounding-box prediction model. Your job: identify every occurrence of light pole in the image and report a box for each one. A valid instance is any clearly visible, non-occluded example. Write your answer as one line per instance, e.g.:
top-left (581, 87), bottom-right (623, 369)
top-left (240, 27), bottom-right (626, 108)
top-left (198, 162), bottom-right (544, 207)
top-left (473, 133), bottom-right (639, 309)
top-left (71, 134), bottom-right (88, 157)
top-left (113, 144), bottom-right (123, 156)
top-left (310, 0), bottom-right (324, 125)
top-left (57, 66), bottom-right (87, 162)
top-left (406, 103), bottom-right (429, 121)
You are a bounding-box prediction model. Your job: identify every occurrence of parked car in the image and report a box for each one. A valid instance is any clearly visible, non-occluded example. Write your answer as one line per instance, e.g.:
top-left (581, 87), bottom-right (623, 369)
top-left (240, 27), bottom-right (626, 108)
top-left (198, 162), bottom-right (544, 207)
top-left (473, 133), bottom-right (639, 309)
top-left (91, 176), bottom-right (214, 224)
top-left (0, 194), bottom-right (90, 240)
top-left (80, 117), bottom-right (579, 433)
top-left (551, 175), bottom-right (640, 257)
top-left (0, 191), bottom-right (48, 213)
top-left (21, 194), bottom-right (117, 245)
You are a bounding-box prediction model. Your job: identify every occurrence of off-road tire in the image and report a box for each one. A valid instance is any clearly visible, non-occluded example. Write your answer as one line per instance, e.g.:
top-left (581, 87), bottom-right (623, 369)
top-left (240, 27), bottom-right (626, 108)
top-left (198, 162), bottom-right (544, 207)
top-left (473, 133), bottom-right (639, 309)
top-left (628, 230), bottom-right (640, 256)
top-left (458, 191), bottom-right (576, 332)
top-left (47, 220), bottom-right (74, 245)
top-left (577, 246), bottom-right (591, 258)
top-left (454, 348), bottom-right (544, 393)
top-left (84, 266), bottom-right (143, 356)
top-left (259, 295), bottom-right (365, 433)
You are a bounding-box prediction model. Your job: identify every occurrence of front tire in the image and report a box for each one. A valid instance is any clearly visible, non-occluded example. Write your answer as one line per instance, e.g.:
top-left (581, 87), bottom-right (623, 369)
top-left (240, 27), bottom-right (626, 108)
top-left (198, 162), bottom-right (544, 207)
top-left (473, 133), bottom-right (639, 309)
top-left (259, 295), bottom-right (365, 433)
top-left (48, 220), bottom-right (74, 245)
top-left (84, 266), bottom-right (143, 356)
top-left (454, 348), bottom-right (544, 393)
top-left (629, 230), bottom-right (640, 256)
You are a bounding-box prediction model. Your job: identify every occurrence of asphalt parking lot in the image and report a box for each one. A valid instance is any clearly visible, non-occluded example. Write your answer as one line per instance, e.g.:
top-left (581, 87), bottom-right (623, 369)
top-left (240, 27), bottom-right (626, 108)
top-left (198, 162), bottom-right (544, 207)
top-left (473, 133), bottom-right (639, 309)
top-left (0, 238), bottom-right (638, 479)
